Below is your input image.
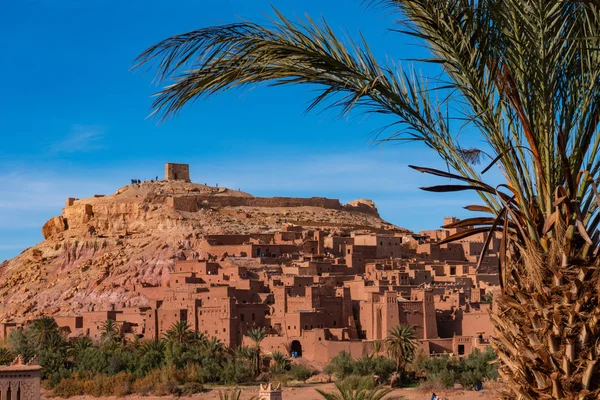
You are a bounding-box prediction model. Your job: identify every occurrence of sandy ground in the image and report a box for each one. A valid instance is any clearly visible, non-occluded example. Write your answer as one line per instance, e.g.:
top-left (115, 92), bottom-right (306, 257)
top-left (43, 383), bottom-right (498, 400)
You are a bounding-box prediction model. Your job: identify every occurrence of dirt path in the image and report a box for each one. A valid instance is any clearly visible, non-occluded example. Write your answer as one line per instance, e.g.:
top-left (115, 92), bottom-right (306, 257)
top-left (44, 383), bottom-right (498, 400)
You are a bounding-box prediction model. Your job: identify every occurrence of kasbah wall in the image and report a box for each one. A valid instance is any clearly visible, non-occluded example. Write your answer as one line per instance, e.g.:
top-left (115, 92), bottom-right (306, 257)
top-left (16, 164), bottom-right (501, 364)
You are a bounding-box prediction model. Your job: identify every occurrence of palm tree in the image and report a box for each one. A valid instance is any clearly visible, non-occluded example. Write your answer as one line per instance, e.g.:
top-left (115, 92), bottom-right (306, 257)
top-left (233, 345), bottom-right (256, 361)
top-left (28, 316), bottom-right (59, 350)
top-left (384, 324), bottom-right (416, 375)
top-left (270, 351), bottom-right (291, 374)
top-left (218, 389), bottom-right (241, 400)
top-left (99, 319), bottom-right (121, 344)
top-left (315, 381), bottom-right (394, 400)
top-left (138, 338), bottom-right (165, 355)
top-left (68, 336), bottom-right (94, 359)
top-left (0, 348), bottom-right (14, 365)
top-left (371, 340), bottom-right (383, 358)
top-left (135, 2), bottom-right (600, 397)
top-left (163, 321), bottom-right (194, 345)
top-left (201, 337), bottom-right (224, 356)
top-left (190, 330), bottom-right (206, 344)
top-left (246, 327), bottom-right (267, 375)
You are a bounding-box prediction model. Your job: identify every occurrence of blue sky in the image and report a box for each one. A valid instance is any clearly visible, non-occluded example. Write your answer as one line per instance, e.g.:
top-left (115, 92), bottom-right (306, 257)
top-left (0, 0), bottom-right (484, 261)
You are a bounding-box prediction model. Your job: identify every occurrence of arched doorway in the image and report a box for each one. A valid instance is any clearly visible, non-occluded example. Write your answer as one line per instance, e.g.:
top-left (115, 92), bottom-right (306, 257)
top-left (290, 340), bottom-right (302, 358)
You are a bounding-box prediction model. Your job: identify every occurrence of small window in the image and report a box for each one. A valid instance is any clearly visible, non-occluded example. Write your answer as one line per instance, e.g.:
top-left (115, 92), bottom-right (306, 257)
top-left (240, 314), bottom-right (245, 322)
top-left (458, 344), bottom-right (465, 355)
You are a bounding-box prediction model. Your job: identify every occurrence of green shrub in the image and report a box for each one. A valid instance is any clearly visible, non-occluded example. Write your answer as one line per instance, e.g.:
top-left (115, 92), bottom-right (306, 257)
top-left (221, 358), bottom-right (254, 384)
top-left (324, 352), bottom-right (395, 382)
top-left (423, 370), bottom-right (456, 389)
top-left (354, 356), bottom-right (396, 382)
top-left (289, 364), bottom-right (314, 382)
top-left (198, 355), bottom-right (223, 383)
top-left (7, 328), bottom-right (36, 363)
top-left (324, 351), bottom-right (354, 379)
top-left (416, 347), bottom-right (499, 389)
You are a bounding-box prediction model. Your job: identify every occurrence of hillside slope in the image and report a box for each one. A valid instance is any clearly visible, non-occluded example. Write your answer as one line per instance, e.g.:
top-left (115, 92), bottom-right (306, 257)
top-left (0, 180), bottom-right (407, 321)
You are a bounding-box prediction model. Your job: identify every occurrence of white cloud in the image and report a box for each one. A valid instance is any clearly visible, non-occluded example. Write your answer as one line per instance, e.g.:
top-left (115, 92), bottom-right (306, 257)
top-left (50, 125), bottom-right (104, 154)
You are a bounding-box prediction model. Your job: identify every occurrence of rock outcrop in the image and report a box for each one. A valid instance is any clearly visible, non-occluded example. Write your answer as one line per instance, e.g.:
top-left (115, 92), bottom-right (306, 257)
top-left (0, 180), bottom-right (407, 321)
top-left (344, 199), bottom-right (379, 216)
top-left (41, 216), bottom-right (67, 239)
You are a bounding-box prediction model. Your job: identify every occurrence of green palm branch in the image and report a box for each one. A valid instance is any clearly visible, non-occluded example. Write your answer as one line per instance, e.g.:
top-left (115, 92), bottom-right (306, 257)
top-left (201, 337), bottom-right (224, 355)
top-left (384, 324), bottom-right (416, 374)
top-left (67, 336), bottom-right (94, 359)
top-left (233, 345), bottom-right (256, 361)
top-left (135, 1), bottom-right (600, 397)
top-left (138, 338), bottom-right (165, 355)
top-left (163, 321), bottom-right (194, 345)
top-left (28, 316), bottom-right (59, 350)
top-left (315, 381), bottom-right (395, 400)
top-left (372, 340), bottom-right (383, 358)
top-left (218, 388), bottom-right (241, 400)
top-left (270, 350), bottom-right (291, 373)
top-left (246, 327), bottom-right (267, 374)
top-left (99, 319), bottom-right (121, 344)
top-left (0, 348), bottom-right (14, 365)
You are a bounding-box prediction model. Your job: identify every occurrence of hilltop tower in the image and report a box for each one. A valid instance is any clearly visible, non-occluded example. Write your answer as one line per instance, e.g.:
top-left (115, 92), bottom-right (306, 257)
top-left (165, 163), bottom-right (190, 181)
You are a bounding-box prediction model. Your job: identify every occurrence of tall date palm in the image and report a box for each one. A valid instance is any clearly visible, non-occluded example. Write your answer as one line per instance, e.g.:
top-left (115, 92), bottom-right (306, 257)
top-left (135, 1), bottom-right (600, 398)
top-left (246, 327), bottom-right (268, 375)
top-left (385, 324), bottom-right (416, 374)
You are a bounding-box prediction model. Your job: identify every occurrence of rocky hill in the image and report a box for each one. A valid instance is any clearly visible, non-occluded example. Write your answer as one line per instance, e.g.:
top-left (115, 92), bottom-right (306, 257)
top-left (0, 180), bottom-right (408, 322)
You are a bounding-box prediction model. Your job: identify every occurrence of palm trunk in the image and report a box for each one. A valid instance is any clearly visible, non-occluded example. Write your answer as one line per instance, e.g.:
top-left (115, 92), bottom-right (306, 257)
top-left (256, 348), bottom-right (261, 375)
top-left (491, 266), bottom-right (600, 399)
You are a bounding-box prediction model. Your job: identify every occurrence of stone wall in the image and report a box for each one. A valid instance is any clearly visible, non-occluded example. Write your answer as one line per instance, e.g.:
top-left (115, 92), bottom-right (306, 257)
top-left (168, 195), bottom-right (344, 212)
top-left (167, 196), bottom-right (199, 212)
top-left (166, 195), bottom-right (381, 217)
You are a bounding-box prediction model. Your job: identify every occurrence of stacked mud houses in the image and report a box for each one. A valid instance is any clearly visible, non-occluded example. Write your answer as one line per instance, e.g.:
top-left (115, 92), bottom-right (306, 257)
top-left (8, 217), bottom-right (497, 363)
top-left (0, 164), bottom-right (500, 362)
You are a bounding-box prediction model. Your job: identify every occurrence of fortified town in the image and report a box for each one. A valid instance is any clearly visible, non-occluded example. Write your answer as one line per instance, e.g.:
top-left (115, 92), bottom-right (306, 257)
top-left (0, 164), bottom-right (500, 363)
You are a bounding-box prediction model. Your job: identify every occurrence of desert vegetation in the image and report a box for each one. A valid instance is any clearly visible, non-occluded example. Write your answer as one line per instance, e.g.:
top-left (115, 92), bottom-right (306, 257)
top-left (0, 318), bottom-right (497, 397)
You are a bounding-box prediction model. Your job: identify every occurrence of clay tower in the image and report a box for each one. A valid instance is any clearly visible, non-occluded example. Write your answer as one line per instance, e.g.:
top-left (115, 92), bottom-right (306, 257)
top-left (165, 163), bottom-right (190, 181)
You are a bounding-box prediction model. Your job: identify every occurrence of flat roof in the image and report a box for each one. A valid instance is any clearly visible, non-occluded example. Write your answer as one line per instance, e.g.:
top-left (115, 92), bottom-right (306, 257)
top-left (0, 365), bottom-right (41, 372)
